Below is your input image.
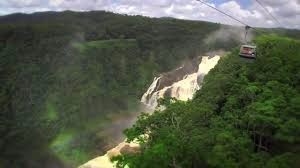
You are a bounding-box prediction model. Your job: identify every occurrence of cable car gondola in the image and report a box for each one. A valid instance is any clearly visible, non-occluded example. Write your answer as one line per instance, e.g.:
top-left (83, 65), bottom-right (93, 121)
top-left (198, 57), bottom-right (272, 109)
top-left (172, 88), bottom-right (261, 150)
top-left (239, 44), bottom-right (256, 59)
top-left (239, 25), bottom-right (256, 59)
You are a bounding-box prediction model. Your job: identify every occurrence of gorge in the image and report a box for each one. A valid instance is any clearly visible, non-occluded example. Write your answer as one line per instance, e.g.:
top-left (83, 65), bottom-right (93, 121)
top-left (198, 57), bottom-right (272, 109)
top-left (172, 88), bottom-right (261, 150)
top-left (79, 54), bottom-right (221, 168)
top-left (2, 11), bottom-right (299, 168)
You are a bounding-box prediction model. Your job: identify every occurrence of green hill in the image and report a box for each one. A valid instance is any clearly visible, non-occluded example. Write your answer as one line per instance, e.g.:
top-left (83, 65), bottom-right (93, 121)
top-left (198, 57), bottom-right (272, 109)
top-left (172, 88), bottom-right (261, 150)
top-left (0, 11), bottom-right (230, 167)
top-left (117, 35), bottom-right (300, 168)
top-left (0, 10), bottom-right (299, 167)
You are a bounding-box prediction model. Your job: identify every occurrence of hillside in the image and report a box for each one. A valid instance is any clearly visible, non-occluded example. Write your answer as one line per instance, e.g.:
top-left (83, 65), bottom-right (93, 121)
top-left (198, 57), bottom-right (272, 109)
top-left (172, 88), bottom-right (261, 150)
top-left (1, 10), bottom-right (300, 168)
top-left (115, 35), bottom-right (300, 168)
top-left (0, 11), bottom-right (240, 167)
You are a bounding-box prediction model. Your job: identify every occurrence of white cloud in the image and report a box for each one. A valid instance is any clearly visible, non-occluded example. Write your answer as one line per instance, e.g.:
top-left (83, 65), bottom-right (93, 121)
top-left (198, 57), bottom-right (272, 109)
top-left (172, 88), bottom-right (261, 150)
top-left (0, 0), bottom-right (299, 29)
top-left (49, 0), bottom-right (64, 7)
top-left (0, 0), bottom-right (43, 7)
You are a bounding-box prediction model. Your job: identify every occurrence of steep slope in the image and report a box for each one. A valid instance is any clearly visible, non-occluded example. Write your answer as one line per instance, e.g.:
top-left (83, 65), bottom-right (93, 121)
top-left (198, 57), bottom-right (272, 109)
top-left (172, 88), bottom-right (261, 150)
top-left (79, 53), bottom-right (222, 168)
top-left (0, 11), bottom-right (236, 167)
top-left (115, 35), bottom-right (300, 168)
top-left (1, 10), bottom-right (299, 167)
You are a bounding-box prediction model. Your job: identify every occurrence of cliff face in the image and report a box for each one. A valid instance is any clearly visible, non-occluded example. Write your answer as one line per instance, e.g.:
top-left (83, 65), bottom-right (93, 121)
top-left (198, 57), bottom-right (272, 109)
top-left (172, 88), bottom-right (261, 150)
top-left (141, 55), bottom-right (221, 108)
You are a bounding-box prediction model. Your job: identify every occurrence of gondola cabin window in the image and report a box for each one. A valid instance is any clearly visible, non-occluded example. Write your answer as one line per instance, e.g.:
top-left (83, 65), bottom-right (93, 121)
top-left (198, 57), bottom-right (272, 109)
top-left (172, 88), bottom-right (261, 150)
top-left (239, 45), bottom-right (256, 59)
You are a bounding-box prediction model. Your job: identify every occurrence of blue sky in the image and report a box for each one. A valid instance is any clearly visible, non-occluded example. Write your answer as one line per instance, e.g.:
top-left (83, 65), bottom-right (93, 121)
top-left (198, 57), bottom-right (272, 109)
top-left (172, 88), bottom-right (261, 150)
top-left (210, 0), bottom-right (251, 8)
top-left (0, 0), bottom-right (299, 29)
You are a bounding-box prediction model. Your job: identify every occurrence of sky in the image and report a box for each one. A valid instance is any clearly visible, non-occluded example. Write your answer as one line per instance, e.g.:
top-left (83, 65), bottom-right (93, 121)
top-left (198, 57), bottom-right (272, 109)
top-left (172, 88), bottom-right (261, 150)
top-left (0, 0), bottom-right (300, 29)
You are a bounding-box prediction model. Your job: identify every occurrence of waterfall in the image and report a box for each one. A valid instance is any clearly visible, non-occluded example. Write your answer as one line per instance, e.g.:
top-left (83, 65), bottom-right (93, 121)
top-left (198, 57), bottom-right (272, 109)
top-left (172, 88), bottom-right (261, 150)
top-left (79, 55), bottom-right (222, 168)
top-left (140, 76), bottom-right (161, 107)
top-left (141, 55), bottom-right (221, 109)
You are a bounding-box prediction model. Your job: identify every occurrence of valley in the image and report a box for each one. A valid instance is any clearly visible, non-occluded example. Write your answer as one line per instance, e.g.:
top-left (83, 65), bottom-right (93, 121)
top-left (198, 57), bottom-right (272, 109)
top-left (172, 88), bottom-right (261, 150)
top-left (80, 53), bottom-right (222, 168)
top-left (0, 10), bottom-right (300, 168)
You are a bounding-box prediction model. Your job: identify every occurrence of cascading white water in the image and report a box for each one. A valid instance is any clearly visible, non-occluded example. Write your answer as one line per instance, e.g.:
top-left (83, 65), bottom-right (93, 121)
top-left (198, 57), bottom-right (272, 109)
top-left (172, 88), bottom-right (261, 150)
top-left (140, 76), bottom-right (161, 107)
top-left (141, 55), bottom-right (220, 109)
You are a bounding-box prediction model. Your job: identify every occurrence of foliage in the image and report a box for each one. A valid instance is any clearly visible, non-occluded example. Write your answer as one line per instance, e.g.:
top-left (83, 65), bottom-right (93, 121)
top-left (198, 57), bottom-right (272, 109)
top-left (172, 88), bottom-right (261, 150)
top-left (0, 11), bottom-right (226, 167)
top-left (1, 10), bottom-right (299, 167)
top-left (116, 35), bottom-right (300, 168)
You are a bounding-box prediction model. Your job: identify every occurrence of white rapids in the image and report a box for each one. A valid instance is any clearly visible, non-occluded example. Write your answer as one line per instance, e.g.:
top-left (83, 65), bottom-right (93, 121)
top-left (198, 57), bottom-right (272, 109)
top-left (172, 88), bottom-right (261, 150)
top-left (141, 55), bottom-right (220, 109)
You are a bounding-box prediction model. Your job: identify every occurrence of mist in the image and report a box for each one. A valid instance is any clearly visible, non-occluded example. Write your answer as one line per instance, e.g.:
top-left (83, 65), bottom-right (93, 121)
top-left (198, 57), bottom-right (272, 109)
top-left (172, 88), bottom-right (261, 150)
top-left (98, 103), bottom-right (153, 150)
top-left (204, 25), bottom-right (254, 48)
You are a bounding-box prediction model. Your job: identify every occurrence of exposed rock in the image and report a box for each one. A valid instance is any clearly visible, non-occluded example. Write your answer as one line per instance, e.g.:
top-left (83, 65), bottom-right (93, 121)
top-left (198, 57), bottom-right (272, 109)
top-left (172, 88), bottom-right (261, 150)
top-left (141, 55), bottom-right (221, 108)
top-left (120, 144), bottom-right (140, 155)
top-left (156, 57), bottom-right (201, 91)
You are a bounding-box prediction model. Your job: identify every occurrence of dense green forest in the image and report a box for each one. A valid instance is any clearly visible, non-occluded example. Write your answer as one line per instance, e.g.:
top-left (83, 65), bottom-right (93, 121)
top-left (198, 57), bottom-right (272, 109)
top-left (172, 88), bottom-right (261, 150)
top-left (0, 11), bottom-right (241, 167)
top-left (114, 35), bottom-right (300, 168)
top-left (1, 10), bottom-right (300, 168)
